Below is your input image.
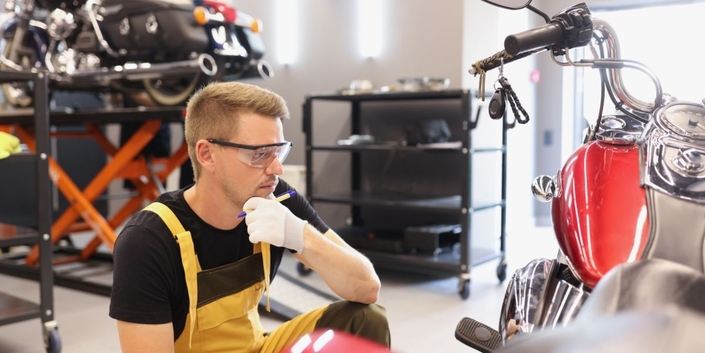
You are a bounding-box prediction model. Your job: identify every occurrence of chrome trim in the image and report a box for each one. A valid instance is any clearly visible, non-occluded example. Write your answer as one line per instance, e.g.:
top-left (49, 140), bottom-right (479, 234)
top-left (85, 0), bottom-right (119, 57)
top-left (145, 14), bottom-right (158, 34)
top-left (213, 46), bottom-right (248, 56)
top-left (595, 129), bottom-right (638, 145)
top-left (498, 259), bottom-right (590, 344)
top-left (59, 57), bottom-right (205, 84)
top-left (197, 53), bottom-right (217, 77)
top-left (596, 112), bottom-right (644, 145)
top-left (643, 101), bottom-right (705, 203)
top-left (255, 60), bottom-right (273, 79)
top-left (591, 18), bottom-right (658, 115)
top-left (531, 175), bottom-right (556, 202)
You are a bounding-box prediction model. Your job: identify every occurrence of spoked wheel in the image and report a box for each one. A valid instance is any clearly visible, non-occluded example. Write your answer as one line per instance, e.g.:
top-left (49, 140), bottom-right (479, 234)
top-left (1, 38), bottom-right (37, 107)
top-left (142, 55), bottom-right (224, 106)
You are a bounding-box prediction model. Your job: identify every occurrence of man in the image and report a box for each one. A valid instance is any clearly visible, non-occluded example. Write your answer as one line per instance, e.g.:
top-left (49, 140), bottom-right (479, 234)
top-left (109, 81), bottom-right (390, 352)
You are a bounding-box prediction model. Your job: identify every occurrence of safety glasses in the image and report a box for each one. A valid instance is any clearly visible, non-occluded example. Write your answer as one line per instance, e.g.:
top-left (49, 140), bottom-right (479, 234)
top-left (207, 139), bottom-right (292, 168)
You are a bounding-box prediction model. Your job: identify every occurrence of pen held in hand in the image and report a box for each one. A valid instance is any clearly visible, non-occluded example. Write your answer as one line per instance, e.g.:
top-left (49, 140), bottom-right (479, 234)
top-left (237, 190), bottom-right (297, 218)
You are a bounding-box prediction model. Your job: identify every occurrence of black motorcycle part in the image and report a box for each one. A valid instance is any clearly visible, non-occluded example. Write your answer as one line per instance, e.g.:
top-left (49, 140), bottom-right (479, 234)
top-left (38, 0), bottom-right (85, 10)
top-left (237, 27), bottom-right (265, 60)
top-left (102, 0), bottom-right (208, 57)
top-left (580, 259), bottom-right (705, 318)
top-left (455, 317), bottom-right (502, 353)
top-left (74, 30), bottom-right (100, 53)
top-left (489, 88), bottom-right (507, 119)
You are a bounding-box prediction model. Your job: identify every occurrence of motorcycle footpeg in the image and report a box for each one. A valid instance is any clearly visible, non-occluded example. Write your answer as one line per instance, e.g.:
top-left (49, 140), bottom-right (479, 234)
top-left (455, 317), bottom-right (502, 353)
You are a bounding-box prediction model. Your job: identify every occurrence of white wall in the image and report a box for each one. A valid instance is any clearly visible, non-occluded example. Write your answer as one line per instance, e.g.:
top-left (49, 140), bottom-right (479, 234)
top-left (223, 0), bottom-right (541, 232)
top-left (463, 1), bottom-right (537, 235)
top-left (237, 0), bottom-right (465, 166)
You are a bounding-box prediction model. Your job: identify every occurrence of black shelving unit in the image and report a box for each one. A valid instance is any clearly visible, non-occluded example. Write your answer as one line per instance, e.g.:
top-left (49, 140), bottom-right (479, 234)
top-left (302, 89), bottom-right (510, 299)
top-left (0, 71), bottom-right (61, 352)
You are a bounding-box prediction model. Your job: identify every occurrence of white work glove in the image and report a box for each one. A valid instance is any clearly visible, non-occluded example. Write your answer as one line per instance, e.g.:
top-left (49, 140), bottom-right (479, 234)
top-left (243, 197), bottom-right (307, 253)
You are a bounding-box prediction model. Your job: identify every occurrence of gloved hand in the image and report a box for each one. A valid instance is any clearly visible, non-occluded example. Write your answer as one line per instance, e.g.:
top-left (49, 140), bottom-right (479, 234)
top-left (0, 132), bottom-right (21, 160)
top-left (243, 197), bottom-right (307, 253)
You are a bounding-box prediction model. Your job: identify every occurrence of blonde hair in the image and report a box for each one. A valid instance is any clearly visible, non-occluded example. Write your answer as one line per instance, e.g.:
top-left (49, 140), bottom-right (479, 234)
top-left (184, 81), bottom-right (290, 181)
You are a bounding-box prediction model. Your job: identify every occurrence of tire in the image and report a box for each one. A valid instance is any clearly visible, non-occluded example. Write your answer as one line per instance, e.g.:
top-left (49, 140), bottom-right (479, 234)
top-left (496, 259), bottom-right (508, 283)
top-left (1, 38), bottom-right (36, 107)
top-left (142, 56), bottom-right (224, 106)
top-left (142, 75), bottom-right (203, 106)
top-left (458, 278), bottom-right (470, 300)
top-left (45, 329), bottom-right (61, 353)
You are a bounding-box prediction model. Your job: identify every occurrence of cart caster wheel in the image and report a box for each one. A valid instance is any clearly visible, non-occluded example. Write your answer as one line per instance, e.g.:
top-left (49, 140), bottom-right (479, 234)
top-left (297, 262), bottom-right (312, 276)
top-left (45, 329), bottom-right (61, 353)
top-left (496, 260), bottom-right (507, 283)
top-left (458, 279), bottom-right (470, 300)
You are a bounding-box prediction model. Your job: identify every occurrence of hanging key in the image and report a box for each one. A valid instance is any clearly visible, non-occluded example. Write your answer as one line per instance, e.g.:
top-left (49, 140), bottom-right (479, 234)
top-left (489, 88), bottom-right (507, 120)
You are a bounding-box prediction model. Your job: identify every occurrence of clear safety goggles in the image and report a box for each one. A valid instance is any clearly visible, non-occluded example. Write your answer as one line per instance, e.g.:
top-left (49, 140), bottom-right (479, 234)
top-left (207, 139), bottom-right (292, 168)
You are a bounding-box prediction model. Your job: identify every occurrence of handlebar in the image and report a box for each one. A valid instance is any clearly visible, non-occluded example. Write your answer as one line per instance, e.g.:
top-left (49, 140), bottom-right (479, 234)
top-left (504, 23), bottom-right (564, 56)
top-left (469, 48), bottom-right (544, 99)
top-left (470, 4), bottom-right (660, 116)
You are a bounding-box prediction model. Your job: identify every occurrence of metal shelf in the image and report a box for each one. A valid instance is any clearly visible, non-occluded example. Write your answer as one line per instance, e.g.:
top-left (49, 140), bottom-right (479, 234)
top-left (361, 248), bottom-right (502, 277)
top-left (303, 89), bottom-right (510, 299)
top-left (0, 106), bottom-right (185, 125)
top-left (334, 226), bottom-right (501, 277)
top-left (310, 144), bottom-right (506, 153)
top-left (306, 89), bottom-right (470, 102)
top-left (0, 292), bottom-right (41, 326)
top-left (311, 143), bottom-right (462, 152)
top-left (0, 70), bottom-right (60, 347)
top-left (310, 192), bottom-right (504, 214)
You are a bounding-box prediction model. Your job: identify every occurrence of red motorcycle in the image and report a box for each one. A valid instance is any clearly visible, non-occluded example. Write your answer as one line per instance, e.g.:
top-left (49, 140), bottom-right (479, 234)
top-left (453, 0), bottom-right (705, 351)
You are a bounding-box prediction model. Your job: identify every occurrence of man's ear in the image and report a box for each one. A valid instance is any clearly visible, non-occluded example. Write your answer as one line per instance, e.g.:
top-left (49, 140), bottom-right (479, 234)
top-left (196, 140), bottom-right (216, 172)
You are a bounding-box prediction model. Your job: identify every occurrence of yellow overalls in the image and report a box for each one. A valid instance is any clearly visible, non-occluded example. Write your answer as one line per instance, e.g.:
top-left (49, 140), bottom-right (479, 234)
top-left (144, 202), bottom-right (328, 353)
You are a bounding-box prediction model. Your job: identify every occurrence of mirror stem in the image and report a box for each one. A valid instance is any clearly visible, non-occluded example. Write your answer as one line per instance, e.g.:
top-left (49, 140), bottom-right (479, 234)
top-left (528, 4), bottom-right (551, 23)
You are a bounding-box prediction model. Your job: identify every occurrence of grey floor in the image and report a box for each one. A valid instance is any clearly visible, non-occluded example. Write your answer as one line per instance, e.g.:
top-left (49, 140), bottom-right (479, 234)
top-left (0, 227), bottom-right (558, 353)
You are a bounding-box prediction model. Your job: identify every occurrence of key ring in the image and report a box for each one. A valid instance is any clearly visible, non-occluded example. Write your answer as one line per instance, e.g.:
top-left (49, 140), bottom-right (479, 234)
top-left (493, 57), bottom-right (505, 90)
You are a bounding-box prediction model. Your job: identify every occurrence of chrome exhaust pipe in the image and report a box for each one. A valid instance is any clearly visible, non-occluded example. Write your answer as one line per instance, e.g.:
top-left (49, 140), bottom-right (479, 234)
top-left (230, 59), bottom-right (274, 80)
top-left (256, 60), bottom-right (274, 79)
top-left (59, 53), bottom-right (218, 84)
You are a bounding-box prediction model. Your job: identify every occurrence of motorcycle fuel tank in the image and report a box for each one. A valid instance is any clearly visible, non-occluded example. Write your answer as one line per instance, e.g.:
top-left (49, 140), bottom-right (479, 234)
top-left (552, 141), bottom-right (649, 288)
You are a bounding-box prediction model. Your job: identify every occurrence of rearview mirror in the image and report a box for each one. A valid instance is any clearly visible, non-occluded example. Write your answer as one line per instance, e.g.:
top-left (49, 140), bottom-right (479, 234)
top-left (481, 0), bottom-right (532, 10)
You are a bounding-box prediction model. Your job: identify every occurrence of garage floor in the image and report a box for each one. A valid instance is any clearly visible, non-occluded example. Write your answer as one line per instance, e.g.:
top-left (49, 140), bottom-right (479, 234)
top-left (0, 227), bottom-right (557, 353)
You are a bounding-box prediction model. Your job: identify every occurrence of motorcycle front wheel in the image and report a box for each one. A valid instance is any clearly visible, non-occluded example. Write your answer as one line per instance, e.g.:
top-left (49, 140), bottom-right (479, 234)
top-left (1, 38), bottom-right (36, 107)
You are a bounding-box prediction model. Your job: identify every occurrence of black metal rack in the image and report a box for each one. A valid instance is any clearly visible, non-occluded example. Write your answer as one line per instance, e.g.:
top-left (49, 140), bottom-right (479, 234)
top-left (0, 105), bottom-right (186, 299)
top-left (0, 101), bottom-right (311, 322)
top-left (302, 89), bottom-right (510, 299)
top-left (0, 71), bottom-right (60, 352)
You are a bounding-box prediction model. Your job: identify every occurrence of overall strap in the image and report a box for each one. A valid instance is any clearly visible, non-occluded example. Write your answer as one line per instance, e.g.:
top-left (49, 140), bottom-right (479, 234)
top-left (253, 242), bottom-right (272, 312)
top-left (143, 202), bottom-right (198, 349)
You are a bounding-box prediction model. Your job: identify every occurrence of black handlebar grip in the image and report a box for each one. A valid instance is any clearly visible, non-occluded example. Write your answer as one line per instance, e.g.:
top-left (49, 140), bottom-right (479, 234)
top-left (504, 23), bottom-right (564, 56)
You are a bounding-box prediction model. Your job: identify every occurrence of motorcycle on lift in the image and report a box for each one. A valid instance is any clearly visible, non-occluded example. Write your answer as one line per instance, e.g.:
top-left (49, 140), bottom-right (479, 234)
top-left (452, 0), bottom-right (705, 352)
top-left (0, 0), bottom-right (273, 107)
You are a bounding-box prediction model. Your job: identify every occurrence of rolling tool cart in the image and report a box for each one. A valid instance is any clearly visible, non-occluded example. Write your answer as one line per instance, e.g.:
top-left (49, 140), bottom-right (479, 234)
top-left (0, 71), bottom-right (60, 352)
top-left (302, 89), bottom-right (511, 299)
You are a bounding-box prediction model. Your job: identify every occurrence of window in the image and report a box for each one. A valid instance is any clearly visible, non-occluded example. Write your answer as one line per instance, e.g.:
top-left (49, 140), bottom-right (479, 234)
top-left (576, 2), bottom-right (705, 145)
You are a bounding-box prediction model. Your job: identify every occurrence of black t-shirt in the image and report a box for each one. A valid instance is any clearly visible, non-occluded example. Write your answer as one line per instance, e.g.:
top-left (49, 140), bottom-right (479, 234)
top-left (109, 179), bottom-right (328, 340)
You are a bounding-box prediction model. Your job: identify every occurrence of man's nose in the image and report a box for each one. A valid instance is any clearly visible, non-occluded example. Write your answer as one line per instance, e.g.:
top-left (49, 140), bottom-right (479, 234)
top-left (265, 157), bottom-right (284, 175)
